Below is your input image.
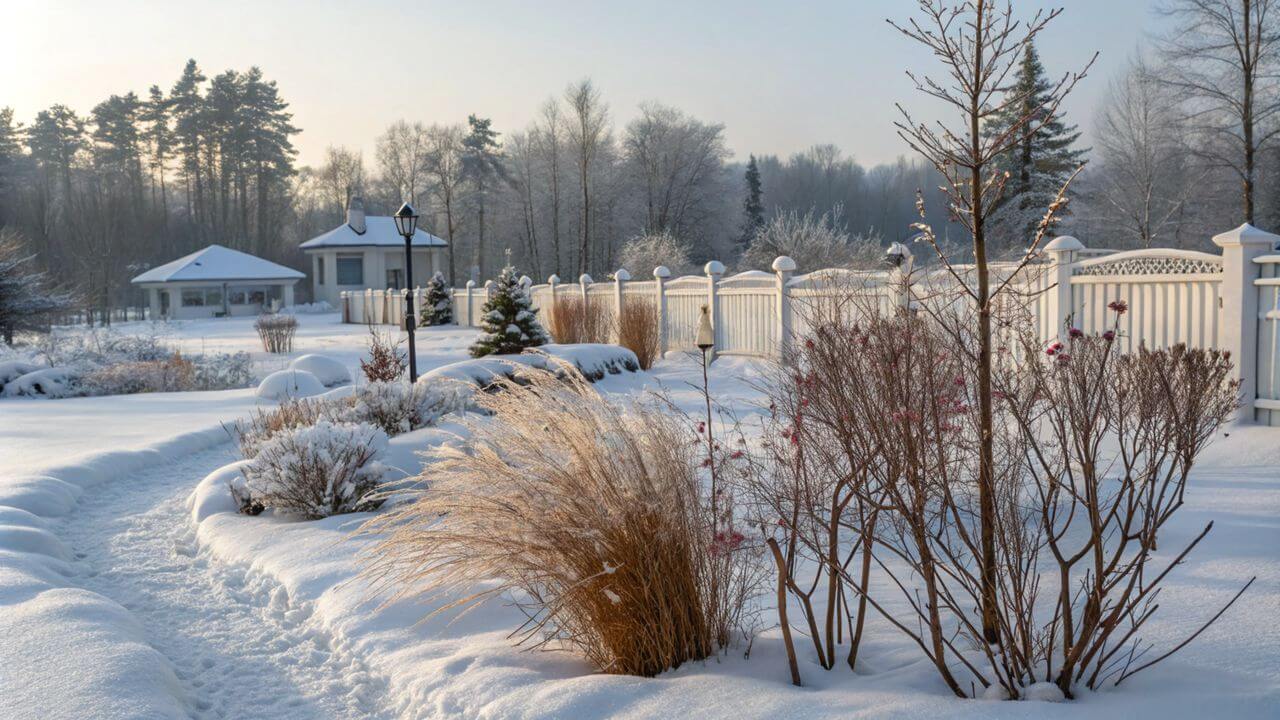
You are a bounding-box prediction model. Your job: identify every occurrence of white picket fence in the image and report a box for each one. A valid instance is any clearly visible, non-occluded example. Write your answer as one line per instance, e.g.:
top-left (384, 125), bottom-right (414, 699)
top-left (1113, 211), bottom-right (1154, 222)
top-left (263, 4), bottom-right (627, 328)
top-left (340, 224), bottom-right (1280, 426)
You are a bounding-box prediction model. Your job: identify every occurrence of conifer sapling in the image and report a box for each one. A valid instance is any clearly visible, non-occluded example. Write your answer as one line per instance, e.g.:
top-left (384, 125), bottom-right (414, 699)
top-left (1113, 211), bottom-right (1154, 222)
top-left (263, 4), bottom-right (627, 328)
top-left (469, 262), bottom-right (549, 357)
top-left (420, 271), bottom-right (453, 327)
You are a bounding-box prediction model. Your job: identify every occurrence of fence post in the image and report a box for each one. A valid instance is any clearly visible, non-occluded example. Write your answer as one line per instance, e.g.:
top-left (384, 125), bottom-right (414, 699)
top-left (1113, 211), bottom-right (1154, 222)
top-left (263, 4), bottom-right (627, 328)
top-left (547, 274), bottom-right (560, 330)
top-left (885, 242), bottom-right (914, 312)
top-left (772, 256), bottom-right (796, 359)
top-left (1044, 236), bottom-right (1084, 340)
top-left (654, 266), bottom-right (671, 355)
top-left (579, 273), bottom-right (593, 308)
top-left (705, 261), bottom-right (725, 361)
top-left (1214, 223), bottom-right (1278, 423)
top-left (613, 269), bottom-right (630, 342)
top-left (464, 280), bottom-right (475, 327)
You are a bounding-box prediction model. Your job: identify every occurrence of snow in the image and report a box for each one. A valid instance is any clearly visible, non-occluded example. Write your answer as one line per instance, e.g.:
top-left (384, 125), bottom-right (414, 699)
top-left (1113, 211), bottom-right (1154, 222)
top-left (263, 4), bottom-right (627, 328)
top-left (255, 368), bottom-right (326, 401)
top-left (288, 353), bottom-right (351, 387)
top-left (130, 244), bottom-right (304, 284)
top-left (2, 316), bottom-right (1277, 719)
top-left (299, 216), bottom-right (448, 249)
top-left (1, 366), bottom-right (79, 398)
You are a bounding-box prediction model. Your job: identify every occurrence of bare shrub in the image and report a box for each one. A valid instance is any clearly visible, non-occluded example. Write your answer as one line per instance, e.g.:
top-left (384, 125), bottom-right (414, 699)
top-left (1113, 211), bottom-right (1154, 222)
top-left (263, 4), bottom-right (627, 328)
top-left (360, 366), bottom-right (760, 676)
top-left (83, 351), bottom-right (195, 394)
top-left (546, 296), bottom-right (612, 344)
top-left (255, 314), bottom-right (298, 353)
top-left (616, 298), bottom-right (660, 369)
top-left (618, 230), bottom-right (694, 276)
top-left (361, 328), bottom-right (406, 382)
top-left (243, 420), bottom-right (387, 519)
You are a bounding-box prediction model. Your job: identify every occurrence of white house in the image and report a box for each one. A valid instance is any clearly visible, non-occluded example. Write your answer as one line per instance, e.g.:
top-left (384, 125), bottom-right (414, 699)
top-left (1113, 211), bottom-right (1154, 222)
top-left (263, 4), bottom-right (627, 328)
top-left (300, 197), bottom-right (449, 306)
top-left (131, 244), bottom-right (304, 320)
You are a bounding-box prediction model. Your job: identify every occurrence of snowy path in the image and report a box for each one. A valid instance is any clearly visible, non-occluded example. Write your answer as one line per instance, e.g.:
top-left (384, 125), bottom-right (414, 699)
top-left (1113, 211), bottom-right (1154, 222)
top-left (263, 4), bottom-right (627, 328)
top-left (57, 444), bottom-right (396, 720)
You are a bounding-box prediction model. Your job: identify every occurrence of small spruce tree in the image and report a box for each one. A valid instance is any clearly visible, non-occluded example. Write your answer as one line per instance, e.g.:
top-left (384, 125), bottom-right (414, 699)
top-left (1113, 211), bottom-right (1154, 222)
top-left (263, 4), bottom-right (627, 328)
top-left (469, 264), bottom-right (549, 357)
top-left (420, 271), bottom-right (453, 326)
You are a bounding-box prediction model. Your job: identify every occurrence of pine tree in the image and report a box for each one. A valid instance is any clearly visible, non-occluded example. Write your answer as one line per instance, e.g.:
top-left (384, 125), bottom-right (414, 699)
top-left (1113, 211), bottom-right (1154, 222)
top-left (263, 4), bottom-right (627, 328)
top-left (0, 229), bottom-right (73, 344)
top-left (741, 154), bottom-right (764, 250)
top-left (462, 115), bottom-right (506, 280)
top-left (984, 43), bottom-right (1085, 249)
top-left (469, 264), bottom-right (548, 357)
top-left (420, 271), bottom-right (453, 326)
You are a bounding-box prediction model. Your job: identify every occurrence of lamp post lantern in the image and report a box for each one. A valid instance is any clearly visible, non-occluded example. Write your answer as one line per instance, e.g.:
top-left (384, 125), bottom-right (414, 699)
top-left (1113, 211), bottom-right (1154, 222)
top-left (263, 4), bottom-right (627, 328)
top-left (393, 202), bottom-right (420, 383)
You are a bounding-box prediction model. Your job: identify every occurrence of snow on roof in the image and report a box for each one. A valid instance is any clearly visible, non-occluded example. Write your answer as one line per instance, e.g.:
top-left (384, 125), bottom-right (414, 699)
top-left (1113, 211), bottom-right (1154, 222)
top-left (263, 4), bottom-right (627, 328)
top-left (131, 245), bottom-right (304, 284)
top-left (299, 216), bottom-right (448, 250)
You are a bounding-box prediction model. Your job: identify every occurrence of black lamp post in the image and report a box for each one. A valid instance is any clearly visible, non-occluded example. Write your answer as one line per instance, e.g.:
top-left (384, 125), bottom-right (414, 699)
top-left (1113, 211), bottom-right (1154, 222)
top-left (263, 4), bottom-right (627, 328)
top-left (393, 202), bottom-right (420, 383)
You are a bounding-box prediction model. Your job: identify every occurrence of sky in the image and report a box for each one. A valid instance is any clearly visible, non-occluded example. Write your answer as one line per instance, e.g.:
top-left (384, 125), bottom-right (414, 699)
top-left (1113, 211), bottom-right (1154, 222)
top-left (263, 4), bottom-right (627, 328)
top-left (0, 0), bottom-right (1161, 169)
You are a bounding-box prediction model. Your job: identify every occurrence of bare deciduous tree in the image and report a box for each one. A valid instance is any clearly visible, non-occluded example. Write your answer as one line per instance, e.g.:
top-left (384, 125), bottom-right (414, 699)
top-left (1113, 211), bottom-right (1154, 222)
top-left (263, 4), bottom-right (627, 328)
top-left (565, 79), bottom-right (609, 274)
top-left (423, 124), bottom-right (466, 284)
top-left (890, 0), bottom-right (1095, 643)
top-left (1158, 0), bottom-right (1280, 225)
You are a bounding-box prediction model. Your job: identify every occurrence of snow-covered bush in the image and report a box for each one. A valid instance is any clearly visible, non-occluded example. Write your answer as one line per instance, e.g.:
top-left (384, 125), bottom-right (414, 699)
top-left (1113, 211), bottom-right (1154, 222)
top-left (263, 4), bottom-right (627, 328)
top-left (232, 398), bottom-right (332, 459)
top-left (1, 367), bottom-right (81, 398)
top-left (337, 381), bottom-right (468, 436)
top-left (255, 369), bottom-right (326, 401)
top-left (191, 352), bottom-right (252, 391)
top-left (360, 369), bottom-right (760, 676)
top-left (740, 206), bottom-right (881, 272)
top-left (289, 354), bottom-right (351, 387)
top-left (242, 420), bottom-right (388, 519)
top-left (0, 359), bottom-right (43, 394)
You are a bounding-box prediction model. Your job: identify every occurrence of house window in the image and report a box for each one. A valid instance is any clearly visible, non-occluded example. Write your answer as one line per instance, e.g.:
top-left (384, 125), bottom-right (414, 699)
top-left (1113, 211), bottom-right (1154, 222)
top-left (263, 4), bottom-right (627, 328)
top-left (386, 269), bottom-right (402, 289)
top-left (205, 288), bottom-right (223, 307)
top-left (181, 290), bottom-right (205, 307)
top-left (337, 255), bottom-right (364, 285)
top-left (317, 257), bottom-right (325, 284)
top-left (228, 289), bottom-right (248, 305)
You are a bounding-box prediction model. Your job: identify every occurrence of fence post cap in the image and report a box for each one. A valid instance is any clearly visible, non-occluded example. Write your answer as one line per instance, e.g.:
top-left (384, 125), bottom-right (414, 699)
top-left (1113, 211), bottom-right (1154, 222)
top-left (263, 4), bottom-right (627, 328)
top-left (1213, 223), bottom-right (1280, 248)
top-left (519, 275), bottom-right (533, 288)
top-left (614, 268), bottom-right (631, 281)
top-left (704, 260), bottom-right (726, 276)
top-left (771, 256), bottom-right (797, 273)
top-left (579, 273), bottom-right (594, 285)
top-left (548, 273), bottom-right (560, 284)
top-left (484, 279), bottom-right (495, 289)
top-left (1044, 236), bottom-right (1085, 253)
top-left (465, 279), bottom-right (476, 289)
top-left (653, 265), bottom-right (671, 279)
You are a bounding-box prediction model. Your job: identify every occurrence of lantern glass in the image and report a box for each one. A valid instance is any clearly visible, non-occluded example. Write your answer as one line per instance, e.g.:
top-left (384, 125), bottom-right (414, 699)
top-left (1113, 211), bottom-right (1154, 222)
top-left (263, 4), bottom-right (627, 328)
top-left (393, 202), bottom-right (418, 237)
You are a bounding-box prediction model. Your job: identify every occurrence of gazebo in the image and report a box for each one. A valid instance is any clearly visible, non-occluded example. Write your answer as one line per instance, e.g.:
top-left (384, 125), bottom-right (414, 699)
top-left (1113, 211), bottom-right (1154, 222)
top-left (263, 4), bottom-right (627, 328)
top-left (131, 245), bottom-right (304, 320)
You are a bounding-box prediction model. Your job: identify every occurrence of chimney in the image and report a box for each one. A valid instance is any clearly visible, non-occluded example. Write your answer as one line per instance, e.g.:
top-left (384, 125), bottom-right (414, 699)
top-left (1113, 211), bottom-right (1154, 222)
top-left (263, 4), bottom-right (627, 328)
top-left (347, 195), bottom-right (366, 234)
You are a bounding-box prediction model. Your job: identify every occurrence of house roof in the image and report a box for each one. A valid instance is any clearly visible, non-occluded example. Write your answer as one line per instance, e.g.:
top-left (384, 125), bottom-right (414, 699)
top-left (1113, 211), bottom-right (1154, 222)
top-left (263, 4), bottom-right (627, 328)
top-left (131, 244), bottom-right (305, 284)
top-left (299, 217), bottom-right (449, 250)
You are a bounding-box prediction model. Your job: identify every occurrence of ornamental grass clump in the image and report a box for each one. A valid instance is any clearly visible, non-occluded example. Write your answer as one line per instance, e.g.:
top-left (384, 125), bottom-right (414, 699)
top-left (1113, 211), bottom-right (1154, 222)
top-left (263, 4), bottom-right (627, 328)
top-left (360, 365), bottom-right (757, 676)
top-left (255, 313), bottom-right (298, 353)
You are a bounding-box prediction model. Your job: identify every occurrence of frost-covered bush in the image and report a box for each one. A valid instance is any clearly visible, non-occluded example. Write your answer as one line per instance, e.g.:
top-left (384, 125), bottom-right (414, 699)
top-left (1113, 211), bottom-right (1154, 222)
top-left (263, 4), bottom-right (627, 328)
top-left (232, 398), bottom-right (332, 459)
top-left (280, 301), bottom-right (334, 315)
top-left (618, 230), bottom-right (694, 277)
top-left (242, 420), bottom-right (388, 519)
top-left (83, 353), bottom-right (195, 395)
top-left (337, 380), bottom-right (469, 436)
top-left (191, 352), bottom-right (253, 391)
top-left (361, 329), bottom-right (406, 382)
top-left (0, 359), bottom-right (43, 394)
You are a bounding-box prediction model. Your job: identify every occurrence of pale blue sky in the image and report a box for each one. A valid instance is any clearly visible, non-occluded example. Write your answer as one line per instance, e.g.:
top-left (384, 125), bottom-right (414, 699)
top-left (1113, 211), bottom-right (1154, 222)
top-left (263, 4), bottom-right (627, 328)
top-left (0, 1), bottom-right (1160, 167)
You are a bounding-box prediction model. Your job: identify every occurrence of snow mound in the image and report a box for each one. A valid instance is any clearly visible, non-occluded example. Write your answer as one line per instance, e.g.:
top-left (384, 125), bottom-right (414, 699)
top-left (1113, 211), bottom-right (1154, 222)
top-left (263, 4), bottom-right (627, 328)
top-left (0, 360), bottom-right (43, 392)
top-left (288, 354), bottom-right (351, 387)
top-left (1022, 682), bottom-right (1065, 702)
top-left (281, 300), bottom-right (334, 314)
top-left (419, 344), bottom-right (639, 390)
top-left (255, 369), bottom-right (326, 401)
top-left (187, 459), bottom-right (252, 524)
top-left (2, 367), bottom-right (80, 398)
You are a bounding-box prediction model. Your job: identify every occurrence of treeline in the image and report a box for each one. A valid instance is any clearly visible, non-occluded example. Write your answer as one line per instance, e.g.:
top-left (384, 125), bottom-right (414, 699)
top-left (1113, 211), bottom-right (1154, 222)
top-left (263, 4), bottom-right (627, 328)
top-left (0, 59), bottom-right (299, 321)
top-left (297, 82), bottom-right (962, 285)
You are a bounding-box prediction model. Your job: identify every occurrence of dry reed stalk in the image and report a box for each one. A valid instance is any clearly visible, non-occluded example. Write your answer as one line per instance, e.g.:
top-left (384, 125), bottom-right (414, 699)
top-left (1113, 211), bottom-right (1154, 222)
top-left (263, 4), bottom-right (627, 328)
top-left (547, 296), bottom-right (612, 345)
top-left (616, 298), bottom-right (660, 369)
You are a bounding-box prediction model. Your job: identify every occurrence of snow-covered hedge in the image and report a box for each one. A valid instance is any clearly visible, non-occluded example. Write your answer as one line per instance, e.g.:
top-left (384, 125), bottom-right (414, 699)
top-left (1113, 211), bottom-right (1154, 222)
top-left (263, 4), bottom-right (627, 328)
top-left (1, 366), bottom-right (80, 398)
top-left (288, 354), bottom-right (350, 387)
top-left (421, 344), bottom-right (640, 392)
top-left (0, 359), bottom-right (42, 394)
top-left (280, 301), bottom-right (334, 315)
top-left (255, 369), bottom-right (326, 401)
top-left (242, 420), bottom-right (388, 519)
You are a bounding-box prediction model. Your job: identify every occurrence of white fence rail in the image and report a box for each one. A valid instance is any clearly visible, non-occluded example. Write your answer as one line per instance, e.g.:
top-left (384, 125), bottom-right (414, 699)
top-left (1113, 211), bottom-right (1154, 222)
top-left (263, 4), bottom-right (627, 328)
top-left (340, 224), bottom-right (1280, 426)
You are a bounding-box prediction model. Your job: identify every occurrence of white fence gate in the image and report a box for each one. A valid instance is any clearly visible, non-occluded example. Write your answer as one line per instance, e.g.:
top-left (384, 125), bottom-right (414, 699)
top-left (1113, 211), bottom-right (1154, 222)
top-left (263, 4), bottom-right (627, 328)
top-left (340, 224), bottom-right (1280, 426)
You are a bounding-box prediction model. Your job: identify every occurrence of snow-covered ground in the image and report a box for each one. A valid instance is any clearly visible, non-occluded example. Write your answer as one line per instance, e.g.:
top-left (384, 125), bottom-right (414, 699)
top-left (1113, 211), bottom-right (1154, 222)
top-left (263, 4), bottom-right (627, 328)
top-left (1, 314), bottom-right (1276, 719)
